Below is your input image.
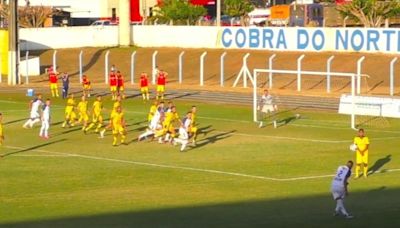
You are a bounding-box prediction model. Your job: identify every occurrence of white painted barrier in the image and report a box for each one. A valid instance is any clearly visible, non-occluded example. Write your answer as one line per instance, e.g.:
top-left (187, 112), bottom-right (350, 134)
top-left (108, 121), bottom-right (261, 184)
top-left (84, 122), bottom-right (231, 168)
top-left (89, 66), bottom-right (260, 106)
top-left (79, 50), bottom-right (83, 83)
top-left (179, 51), bottom-right (185, 84)
top-left (297, 54), bottom-right (305, 91)
top-left (390, 57), bottom-right (398, 96)
top-left (200, 52), bottom-right (207, 86)
top-left (220, 52), bottom-right (227, 87)
top-left (20, 26), bottom-right (119, 51)
top-left (130, 51), bottom-right (136, 84)
top-left (356, 56), bottom-right (365, 94)
top-left (326, 56), bottom-right (335, 93)
top-left (105, 50), bottom-right (110, 84)
top-left (268, 54), bottom-right (276, 89)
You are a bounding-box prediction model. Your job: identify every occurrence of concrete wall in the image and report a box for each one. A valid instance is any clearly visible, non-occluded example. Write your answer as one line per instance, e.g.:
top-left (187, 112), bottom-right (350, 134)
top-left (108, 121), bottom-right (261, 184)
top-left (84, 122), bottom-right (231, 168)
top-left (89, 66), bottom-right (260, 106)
top-left (20, 26), bottom-right (119, 51)
top-left (18, 25), bottom-right (400, 54)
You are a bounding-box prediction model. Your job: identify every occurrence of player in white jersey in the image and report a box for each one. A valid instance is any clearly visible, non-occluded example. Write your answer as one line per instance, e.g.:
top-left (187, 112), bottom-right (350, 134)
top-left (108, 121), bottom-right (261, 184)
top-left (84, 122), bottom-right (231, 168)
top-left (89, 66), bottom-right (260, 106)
top-left (257, 89), bottom-right (277, 128)
top-left (39, 99), bottom-right (51, 139)
top-left (138, 109), bottom-right (163, 141)
top-left (331, 160), bottom-right (354, 219)
top-left (23, 94), bottom-right (43, 129)
top-left (173, 112), bottom-right (192, 152)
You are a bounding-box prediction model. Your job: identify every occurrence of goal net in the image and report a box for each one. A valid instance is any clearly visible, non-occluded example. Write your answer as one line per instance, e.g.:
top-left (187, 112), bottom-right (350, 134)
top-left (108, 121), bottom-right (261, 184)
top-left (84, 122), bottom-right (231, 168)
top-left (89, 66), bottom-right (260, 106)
top-left (252, 68), bottom-right (378, 129)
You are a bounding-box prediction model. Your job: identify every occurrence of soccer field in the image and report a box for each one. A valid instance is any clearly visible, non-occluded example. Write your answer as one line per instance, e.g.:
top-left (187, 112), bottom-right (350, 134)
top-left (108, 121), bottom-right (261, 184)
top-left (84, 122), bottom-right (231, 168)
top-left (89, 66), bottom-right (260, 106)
top-left (1, 91), bottom-right (400, 227)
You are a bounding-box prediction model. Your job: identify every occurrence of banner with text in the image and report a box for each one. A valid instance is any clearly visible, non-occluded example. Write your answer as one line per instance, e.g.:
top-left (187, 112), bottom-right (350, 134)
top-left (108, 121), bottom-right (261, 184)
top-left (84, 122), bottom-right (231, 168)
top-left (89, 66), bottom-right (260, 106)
top-left (218, 27), bottom-right (400, 54)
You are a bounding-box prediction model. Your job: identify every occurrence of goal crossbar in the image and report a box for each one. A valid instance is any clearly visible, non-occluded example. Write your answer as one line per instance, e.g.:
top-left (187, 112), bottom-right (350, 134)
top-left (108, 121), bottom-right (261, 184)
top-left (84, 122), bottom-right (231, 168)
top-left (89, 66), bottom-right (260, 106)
top-left (253, 68), bottom-right (364, 129)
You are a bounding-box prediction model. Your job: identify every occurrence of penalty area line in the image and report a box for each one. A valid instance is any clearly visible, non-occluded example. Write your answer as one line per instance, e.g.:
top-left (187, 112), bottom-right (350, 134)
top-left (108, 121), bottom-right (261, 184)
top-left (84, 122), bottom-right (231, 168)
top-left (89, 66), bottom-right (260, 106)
top-left (3, 145), bottom-right (400, 182)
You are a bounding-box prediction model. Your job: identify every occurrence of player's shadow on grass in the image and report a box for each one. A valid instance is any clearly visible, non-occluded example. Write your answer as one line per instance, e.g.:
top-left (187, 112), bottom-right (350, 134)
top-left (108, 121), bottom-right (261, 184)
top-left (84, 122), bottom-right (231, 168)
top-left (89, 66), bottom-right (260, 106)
top-left (198, 125), bottom-right (213, 136)
top-left (368, 155), bottom-right (392, 176)
top-left (3, 118), bottom-right (27, 126)
top-left (1, 139), bottom-right (67, 158)
top-left (277, 116), bottom-right (297, 127)
top-left (192, 130), bottom-right (235, 150)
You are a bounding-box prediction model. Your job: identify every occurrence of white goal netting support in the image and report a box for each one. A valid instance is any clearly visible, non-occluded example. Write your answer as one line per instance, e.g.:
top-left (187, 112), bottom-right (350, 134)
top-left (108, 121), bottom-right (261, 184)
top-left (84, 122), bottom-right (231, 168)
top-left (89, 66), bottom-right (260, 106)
top-left (252, 68), bottom-right (370, 129)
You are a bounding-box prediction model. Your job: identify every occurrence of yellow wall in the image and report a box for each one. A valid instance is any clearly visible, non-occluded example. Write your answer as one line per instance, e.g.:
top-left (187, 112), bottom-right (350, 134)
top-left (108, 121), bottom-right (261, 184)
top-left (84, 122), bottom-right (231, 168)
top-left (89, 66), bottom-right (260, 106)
top-left (0, 30), bottom-right (8, 75)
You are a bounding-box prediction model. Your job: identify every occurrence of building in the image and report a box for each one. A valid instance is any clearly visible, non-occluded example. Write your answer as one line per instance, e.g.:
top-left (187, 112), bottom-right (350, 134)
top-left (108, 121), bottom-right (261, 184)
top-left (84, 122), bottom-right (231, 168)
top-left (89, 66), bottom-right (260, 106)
top-left (18, 0), bottom-right (158, 26)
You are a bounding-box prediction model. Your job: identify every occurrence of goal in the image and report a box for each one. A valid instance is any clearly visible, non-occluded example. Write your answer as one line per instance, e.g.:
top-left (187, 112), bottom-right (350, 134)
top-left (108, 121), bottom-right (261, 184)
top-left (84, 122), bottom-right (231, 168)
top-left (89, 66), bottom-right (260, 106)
top-left (252, 68), bottom-right (361, 129)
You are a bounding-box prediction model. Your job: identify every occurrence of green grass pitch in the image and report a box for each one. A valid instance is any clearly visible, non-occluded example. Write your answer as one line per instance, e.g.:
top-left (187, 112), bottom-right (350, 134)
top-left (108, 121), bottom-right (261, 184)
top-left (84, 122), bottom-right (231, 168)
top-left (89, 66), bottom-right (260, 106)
top-left (0, 91), bottom-right (400, 227)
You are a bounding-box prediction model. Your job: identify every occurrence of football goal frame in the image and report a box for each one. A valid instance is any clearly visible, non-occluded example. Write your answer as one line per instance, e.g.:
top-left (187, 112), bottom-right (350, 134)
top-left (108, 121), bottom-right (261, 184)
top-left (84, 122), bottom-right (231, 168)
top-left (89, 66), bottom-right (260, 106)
top-left (252, 68), bottom-right (369, 129)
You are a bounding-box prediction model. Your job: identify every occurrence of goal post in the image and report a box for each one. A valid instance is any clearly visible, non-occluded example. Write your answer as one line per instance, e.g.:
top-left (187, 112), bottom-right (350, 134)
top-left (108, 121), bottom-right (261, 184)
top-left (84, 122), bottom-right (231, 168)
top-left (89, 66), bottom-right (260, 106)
top-left (252, 68), bottom-right (360, 129)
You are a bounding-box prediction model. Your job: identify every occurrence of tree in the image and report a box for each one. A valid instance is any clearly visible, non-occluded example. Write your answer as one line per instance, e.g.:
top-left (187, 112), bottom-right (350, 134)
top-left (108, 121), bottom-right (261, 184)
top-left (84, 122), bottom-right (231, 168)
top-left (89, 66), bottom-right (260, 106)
top-left (153, 0), bottom-right (207, 25)
top-left (0, 2), bottom-right (56, 28)
top-left (337, 0), bottom-right (400, 27)
top-left (223, 0), bottom-right (254, 25)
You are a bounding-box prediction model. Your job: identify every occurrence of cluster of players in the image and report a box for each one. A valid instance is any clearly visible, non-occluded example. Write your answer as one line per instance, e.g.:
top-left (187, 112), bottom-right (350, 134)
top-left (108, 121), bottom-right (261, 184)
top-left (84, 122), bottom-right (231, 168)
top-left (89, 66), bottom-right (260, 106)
top-left (19, 90), bottom-right (198, 151)
top-left (47, 65), bottom-right (168, 103)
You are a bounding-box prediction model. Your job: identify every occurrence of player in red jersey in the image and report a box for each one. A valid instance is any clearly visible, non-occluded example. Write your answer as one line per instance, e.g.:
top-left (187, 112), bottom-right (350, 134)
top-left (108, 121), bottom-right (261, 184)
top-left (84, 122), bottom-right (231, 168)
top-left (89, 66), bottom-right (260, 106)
top-left (109, 71), bottom-right (118, 100)
top-left (156, 69), bottom-right (167, 100)
top-left (49, 71), bottom-right (59, 97)
top-left (82, 75), bottom-right (91, 97)
top-left (116, 71), bottom-right (125, 99)
top-left (140, 72), bottom-right (150, 101)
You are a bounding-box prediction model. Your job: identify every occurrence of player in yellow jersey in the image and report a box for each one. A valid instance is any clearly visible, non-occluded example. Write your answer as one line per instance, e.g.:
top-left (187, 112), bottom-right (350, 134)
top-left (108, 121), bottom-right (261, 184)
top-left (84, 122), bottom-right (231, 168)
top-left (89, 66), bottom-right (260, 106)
top-left (110, 106), bottom-right (126, 146)
top-left (99, 95), bottom-right (122, 138)
top-left (189, 105), bottom-right (198, 145)
top-left (354, 128), bottom-right (370, 178)
top-left (157, 106), bottom-right (181, 143)
top-left (77, 95), bottom-right (89, 130)
top-left (84, 95), bottom-right (103, 133)
top-left (0, 113), bottom-right (4, 146)
top-left (62, 94), bottom-right (77, 128)
top-left (148, 101), bottom-right (158, 122)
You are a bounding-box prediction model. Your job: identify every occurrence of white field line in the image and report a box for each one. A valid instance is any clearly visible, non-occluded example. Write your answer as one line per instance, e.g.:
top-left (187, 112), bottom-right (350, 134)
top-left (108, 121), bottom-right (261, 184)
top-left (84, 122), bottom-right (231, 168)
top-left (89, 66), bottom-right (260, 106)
top-left (13, 154), bottom-right (75, 157)
top-left (3, 145), bottom-right (400, 182)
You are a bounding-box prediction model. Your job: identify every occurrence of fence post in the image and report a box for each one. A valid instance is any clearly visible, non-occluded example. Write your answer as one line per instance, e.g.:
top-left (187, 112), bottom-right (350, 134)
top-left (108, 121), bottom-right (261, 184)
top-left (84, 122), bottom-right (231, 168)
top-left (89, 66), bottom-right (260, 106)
top-left (130, 51), bottom-right (136, 85)
top-left (268, 54), bottom-right (276, 89)
top-left (326, 55), bottom-right (335, 93)
top-left (356, 56), bottom-right (365, 95)
top-left (297, 54), bottom-right (305, 92)
top-left (220, 52), bottom-right (227, 87)
top-left (390, 57), bottom-right (398, 96)
top-left (152, 50), bottom-right (158, 85)
top-left (52, 50), bottom-right (57, 72)
top-left (178, 51), bottom-right (185, 84)
top-left (200, 51), bottom-right (207, 86)
top-left (25, 51), bottom-right (29, 84)
top-left (79, 50), bottom-right (83, 83)
top-left (233, 53), bottom-right (252, 88)
top-left (351, 74), bottom-right (356, 129)
top-left (105, 50), bottom-right (110, 84)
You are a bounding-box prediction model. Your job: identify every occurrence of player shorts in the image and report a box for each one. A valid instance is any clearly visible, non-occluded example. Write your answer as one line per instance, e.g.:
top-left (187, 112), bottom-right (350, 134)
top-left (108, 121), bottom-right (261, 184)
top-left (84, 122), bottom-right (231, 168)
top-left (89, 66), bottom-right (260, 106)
top-left (157, 85), bottom-right (165, 93)
top-left (92, 114), bottom-right (103, 123)
top-left (112, 125), bottom-right (125, 135)
top-left (30, 111), bottom-right (40, 120)
top-left (118, 86), bottom-right (124, 91)
top-left (141, 87), bottom-right (149, 94)
top-left (83, 84), bottom-right (91, 90)
top-left (178, 127), bottom-right (189, 140)
top-left (331, 185), bottom-right (346, 200)
top-left (65, 110), bottom-right (77, 120)
top-left (356, 152), bottom-right (368, 164)
top-left (110, 86), bottom-right (117, 92)
top-left (79, 113), bottom-right (89, 122)
top-left (190, 126), bottom-right (197, 134)
top-left (50, 83), bottom-right (58, 90)
top-left (261, 105), bottom-right (275, 113)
